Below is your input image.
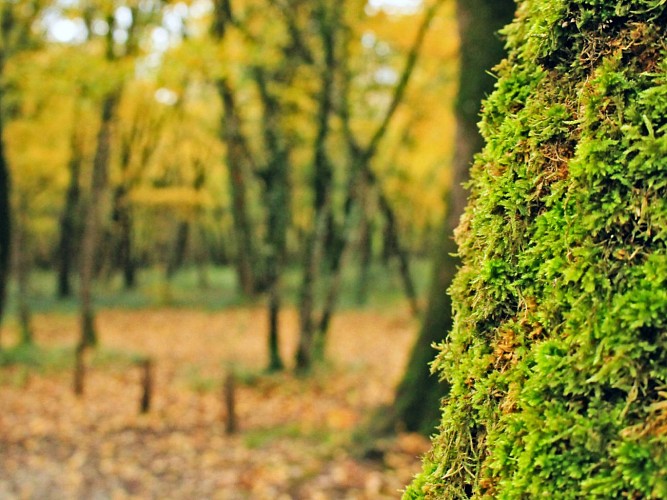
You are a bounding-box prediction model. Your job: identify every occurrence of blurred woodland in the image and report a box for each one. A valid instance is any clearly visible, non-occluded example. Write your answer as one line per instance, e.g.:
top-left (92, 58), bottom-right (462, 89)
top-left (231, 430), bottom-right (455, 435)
top-left (0, 0), bottom-right (458, 366)
top-left (0, 0), bottom-right (506, 497)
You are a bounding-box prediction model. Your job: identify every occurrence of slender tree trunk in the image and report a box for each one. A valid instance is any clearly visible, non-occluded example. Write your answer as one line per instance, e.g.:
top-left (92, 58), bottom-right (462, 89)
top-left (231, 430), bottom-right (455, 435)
top-left (312, 2), bottom-right (335, 221)
top-left (0, 85), bottom-right (10, 340)
top-left (295, 0), bottom-right (338, 372)
top-left (14, 197), bottom-right (32, 345)
top-left (296, 198), bottom-right (330, 372)
top-left (79, 92), bottom-right (118, 348)
top-left (254, 67), bottom-right (290, 372)
top-left (313, 236), bottom-right (352, 362)
top-left (166, 220), bottom-right (189, 280)
top-left (387, 0), bottom-right (515, 435)
top-left (389, 217), bottom-right (455, 434)
top-left (267, 276), bottom-right (283, 371)
top-left (378, 190), bottom-right (420, 316)
top-left (196, 231), bottom-right (210, 289)
top-left (119, 205), bottom-right (135, 289)
top-left (356, 224), bottom-right (373, 306)
top-left (192, 166), bottom-right (210, 289)
top-left (56, 125), bottom-right (83, 298)
top-left (217, 80), bottom-right (258, 297)
top-left (111, 186), bottom-right (136, 289)
top-left (211, 0), bottom-right (259, 297)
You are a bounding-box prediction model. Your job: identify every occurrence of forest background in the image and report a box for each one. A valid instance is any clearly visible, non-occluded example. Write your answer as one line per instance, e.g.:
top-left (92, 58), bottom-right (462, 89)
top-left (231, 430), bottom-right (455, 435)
top-left (0, 0), bottom-right (502, 497)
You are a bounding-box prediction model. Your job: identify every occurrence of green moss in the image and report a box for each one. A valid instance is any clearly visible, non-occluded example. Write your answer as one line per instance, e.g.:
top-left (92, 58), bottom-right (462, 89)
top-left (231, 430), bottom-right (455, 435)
top-left (407, 1), bottom-right (667, 498)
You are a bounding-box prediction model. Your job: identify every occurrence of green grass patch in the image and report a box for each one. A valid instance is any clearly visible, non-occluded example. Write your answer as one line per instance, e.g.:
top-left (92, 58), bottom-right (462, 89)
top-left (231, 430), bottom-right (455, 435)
top-left (5, 258), bottom-right (431, 320)
top-left (0, 343), bottom-right (73, 371)
top-left (90, 348), bottom-right (147, 369)
top-left (243, 423), bottom-right (312, 449)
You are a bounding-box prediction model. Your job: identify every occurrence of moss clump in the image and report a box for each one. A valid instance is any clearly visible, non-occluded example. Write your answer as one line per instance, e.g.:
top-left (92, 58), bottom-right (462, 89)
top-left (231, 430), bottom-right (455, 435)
top-left (405, 1), bottom-right (667, 498)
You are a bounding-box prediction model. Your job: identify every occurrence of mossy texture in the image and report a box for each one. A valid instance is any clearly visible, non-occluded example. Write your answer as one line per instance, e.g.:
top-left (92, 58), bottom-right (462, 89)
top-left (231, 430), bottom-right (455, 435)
top-left (405, 1), bottom-right (667, 498)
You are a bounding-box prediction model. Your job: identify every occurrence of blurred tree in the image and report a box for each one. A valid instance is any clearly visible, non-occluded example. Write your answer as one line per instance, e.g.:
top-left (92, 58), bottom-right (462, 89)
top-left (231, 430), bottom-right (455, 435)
top-left (387, 0), bottom-right (515, 434)
top-left (210, 0), bottom-right (261, 298)
top-left (296, 0), bottom-right (447, 371)
top-left (79, 86), bottom-right (118, 347)
top-left (0, 0), bottom-right (44, 342)
top-left (294, 0), bottom-right (345, 372)
top-left (78, 1), bottom-right (154, 348)
top-left (14, 194), bottom-right (33, 345)
top-left (112, 83), bottom-right (169, 289)
top-left (56, 91), bottom-right (86, 298)
top-left (253, 65), bottom-right (292, 372)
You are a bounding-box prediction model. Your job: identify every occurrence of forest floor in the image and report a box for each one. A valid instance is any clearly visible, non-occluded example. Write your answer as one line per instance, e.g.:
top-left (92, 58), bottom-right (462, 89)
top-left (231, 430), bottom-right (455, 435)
top-left (0, 305), bottom-right (429, 499)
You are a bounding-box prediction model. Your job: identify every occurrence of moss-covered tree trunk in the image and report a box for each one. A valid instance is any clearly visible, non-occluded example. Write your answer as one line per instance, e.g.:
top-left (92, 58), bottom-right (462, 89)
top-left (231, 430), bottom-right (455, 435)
top-left (406, 1), bottom-right (667, 498)
top-left (389, 0), bottom-right (514, 436)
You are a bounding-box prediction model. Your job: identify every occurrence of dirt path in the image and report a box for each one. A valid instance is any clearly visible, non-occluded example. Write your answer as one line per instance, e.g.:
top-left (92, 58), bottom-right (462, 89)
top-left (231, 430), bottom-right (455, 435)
top-left (0, 307), bottom-right (429, 499)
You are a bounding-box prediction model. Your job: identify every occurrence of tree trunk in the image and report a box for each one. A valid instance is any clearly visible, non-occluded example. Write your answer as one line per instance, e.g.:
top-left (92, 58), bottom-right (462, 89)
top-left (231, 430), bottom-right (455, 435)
top-left (56, 124), bottom-right (83, 298)
top-left (210, 1), bottom-right (260, 297)
top-left (217, 80), bottom-right (259, 297)
top-left (389, 0), bottom-right (515, 436)
top-left (378, 189), bottom-right (420, 316)
top-left (355, 190), bottom-right (373, 306)
top-left (267, 280), bottom-right (283, 372)
top-left (254, 67), bottom-right (290, 372)
top-left (296, 199), bottom-right (330, 372)
top-left (0, 86), bottom-right (10, 340)
top-left (166, 220), bottom-right (189, 281)
top-left (111, 186), bottom-right (136, 289)
top-left (389, 217), bottom-right (455, 435)
top-left (295, 0), bottom-right (339, 372)
top-left (79, 92), bottom-right (118, 348)
top-left (14, 197), bottom-right (32, 345)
